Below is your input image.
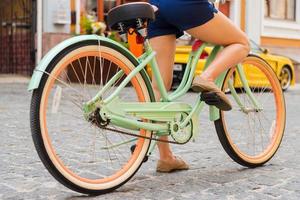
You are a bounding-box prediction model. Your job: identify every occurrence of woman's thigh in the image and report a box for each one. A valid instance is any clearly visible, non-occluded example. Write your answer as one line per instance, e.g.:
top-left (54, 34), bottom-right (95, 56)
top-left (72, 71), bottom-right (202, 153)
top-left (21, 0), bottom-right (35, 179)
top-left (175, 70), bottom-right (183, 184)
top-left (186, 12), bottom-right (249, 47)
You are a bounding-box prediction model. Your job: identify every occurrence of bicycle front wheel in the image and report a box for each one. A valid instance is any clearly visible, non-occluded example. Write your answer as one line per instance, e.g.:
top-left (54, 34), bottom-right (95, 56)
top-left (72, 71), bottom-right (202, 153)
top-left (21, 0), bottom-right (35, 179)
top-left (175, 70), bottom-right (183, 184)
top-left (30, 40), bottom-right (154, 195)
top-left (214, 55), bottom-right (286, 167)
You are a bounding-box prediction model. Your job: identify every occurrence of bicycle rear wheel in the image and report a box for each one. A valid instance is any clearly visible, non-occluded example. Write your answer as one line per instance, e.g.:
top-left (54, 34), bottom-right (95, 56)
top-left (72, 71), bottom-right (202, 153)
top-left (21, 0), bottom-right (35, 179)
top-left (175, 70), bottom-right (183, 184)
top-left (214, 55), bottom-right (286, 167)
top-left (30, 40), bottom-right (154, 195)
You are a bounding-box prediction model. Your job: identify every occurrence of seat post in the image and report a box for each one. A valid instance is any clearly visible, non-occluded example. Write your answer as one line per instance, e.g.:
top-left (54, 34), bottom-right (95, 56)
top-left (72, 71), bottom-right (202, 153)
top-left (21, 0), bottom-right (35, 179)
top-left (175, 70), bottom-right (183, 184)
top-left (117, 22), bottom-right (128, 42)
top-left (136, 18), bottom-right (147, 37)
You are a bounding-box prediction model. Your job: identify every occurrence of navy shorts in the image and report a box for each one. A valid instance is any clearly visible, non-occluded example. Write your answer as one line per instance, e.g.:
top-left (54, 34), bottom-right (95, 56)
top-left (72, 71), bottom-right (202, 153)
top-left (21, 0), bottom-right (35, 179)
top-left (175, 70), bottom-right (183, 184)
top-left (148, 0), bottom-right (218, 39)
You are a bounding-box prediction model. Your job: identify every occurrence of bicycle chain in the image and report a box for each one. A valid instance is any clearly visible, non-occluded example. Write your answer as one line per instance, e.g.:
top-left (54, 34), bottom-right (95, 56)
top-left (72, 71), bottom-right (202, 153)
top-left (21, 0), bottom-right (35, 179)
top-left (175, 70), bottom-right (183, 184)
top-left (102, 126), bottom-right (184, 145)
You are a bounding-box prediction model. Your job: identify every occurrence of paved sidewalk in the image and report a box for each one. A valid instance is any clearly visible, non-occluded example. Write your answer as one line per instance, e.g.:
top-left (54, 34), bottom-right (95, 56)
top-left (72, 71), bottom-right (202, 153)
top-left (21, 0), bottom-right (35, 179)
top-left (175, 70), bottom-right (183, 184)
top-left (0, 81), bottom-right (299, 200)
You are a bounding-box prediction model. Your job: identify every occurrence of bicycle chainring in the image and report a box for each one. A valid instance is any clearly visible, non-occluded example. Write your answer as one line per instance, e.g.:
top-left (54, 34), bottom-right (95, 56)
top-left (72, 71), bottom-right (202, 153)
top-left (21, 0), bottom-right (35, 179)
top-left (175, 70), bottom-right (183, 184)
top-left (170, 113), bottom-right (193, 144)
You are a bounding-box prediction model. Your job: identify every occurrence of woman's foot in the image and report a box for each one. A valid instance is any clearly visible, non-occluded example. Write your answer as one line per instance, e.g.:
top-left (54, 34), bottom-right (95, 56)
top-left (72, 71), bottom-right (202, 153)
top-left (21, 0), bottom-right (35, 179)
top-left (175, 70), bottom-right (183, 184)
top-left (156, 156), bottom-right (189, 173)
top-left (192, 76), bottom-right (232, 111)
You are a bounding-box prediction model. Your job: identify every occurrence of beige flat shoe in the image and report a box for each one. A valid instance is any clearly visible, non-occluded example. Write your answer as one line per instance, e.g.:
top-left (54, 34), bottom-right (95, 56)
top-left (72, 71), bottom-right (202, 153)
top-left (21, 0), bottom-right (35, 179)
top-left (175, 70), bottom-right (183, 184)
top-left (192, 76), bottom-right (232, 111)
top-left (156, 156), bottom-right (189, 173)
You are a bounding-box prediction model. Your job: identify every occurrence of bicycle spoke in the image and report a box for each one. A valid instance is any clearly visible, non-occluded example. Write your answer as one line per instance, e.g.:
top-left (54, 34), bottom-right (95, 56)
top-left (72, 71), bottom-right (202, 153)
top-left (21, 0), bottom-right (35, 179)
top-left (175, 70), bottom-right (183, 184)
top-left (220, 56), bottom-right (285, 163)
top-left (41, 70), bottom-right (84, 100)
top-left (35, 42), bottom-right (151, 191)
top-left (87, 56), bottom-right (97, 86)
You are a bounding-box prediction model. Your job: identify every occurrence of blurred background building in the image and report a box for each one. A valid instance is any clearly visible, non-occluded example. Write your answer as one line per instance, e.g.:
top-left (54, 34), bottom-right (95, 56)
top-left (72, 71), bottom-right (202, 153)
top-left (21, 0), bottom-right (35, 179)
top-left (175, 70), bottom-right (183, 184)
top-left (0, 0), bottom-right (299, 79)
top-left (245, 0), bottom-right (300, 80)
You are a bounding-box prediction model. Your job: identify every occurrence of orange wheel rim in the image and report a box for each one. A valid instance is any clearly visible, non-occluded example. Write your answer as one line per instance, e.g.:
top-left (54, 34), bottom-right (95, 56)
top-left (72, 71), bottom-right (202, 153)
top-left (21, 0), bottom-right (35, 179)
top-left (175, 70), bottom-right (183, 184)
top-left (40, 49), bottom-right (149, 184)
top-left (222, 57), bottom-right (285, 163)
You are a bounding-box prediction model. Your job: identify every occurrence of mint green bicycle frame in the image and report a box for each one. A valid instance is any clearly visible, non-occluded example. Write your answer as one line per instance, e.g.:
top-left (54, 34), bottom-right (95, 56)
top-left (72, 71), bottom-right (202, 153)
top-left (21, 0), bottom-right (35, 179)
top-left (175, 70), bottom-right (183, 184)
top-left (84, 38), bottom-right (262, 152)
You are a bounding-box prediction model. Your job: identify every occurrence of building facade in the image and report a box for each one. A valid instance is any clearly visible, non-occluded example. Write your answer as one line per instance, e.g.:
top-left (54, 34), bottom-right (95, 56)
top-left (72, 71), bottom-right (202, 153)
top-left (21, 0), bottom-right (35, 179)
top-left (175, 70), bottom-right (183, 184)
top-left (244, 0), bottom-right (300, 65)
top-left (0, 0), bottom-right (36, 75)
top-left (0, 0), bottom-right (72, 75)
top-left (208, 0), bottom-right (300, 61)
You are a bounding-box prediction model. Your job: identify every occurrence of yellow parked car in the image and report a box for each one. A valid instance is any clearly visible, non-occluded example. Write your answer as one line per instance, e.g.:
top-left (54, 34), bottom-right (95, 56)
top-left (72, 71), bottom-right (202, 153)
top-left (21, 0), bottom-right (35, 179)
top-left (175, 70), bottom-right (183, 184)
top-left (173, 40), bottom-right (295, 91)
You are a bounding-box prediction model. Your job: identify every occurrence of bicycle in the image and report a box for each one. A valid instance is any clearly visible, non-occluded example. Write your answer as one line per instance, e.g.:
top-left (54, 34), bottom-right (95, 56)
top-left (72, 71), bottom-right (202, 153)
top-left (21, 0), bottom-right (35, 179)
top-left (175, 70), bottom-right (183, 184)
top-left (29, 2), bottom-right (286, 195)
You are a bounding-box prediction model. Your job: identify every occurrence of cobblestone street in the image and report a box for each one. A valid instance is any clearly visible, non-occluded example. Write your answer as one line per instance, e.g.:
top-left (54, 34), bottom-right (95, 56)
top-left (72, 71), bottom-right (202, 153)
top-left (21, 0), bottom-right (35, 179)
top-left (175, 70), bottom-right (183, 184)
top-left (0, 80), bottom-right (299, 200)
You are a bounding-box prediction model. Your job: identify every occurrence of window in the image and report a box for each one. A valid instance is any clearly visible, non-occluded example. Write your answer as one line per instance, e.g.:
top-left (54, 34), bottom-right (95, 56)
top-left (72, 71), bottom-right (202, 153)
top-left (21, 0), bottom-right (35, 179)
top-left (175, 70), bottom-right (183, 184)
top-left (265, 0), bottom-right (296, 21)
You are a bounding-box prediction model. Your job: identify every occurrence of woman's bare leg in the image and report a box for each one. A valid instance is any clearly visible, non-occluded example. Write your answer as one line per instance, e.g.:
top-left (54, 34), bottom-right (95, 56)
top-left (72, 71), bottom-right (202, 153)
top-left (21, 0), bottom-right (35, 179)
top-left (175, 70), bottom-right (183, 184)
top-left (148, 11), bottom-right (249, 167)
top-left (149, 35), bottom-right (176, 101)
top-left (149, 35), bottom-right (178, 161)
top-left (186, 12), bottom-right (250, 81)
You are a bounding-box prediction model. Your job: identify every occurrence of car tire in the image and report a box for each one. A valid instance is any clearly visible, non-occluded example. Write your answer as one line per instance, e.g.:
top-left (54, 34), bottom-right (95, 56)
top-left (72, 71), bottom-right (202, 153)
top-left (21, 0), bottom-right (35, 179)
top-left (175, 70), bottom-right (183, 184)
top-left (279, 66), bottom-right (292, 91)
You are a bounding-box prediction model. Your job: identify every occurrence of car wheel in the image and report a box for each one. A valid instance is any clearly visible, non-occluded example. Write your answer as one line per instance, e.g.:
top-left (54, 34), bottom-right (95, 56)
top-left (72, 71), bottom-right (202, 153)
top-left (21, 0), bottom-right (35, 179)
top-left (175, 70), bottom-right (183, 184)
top-left (279, 66), bottom-right (292, 91)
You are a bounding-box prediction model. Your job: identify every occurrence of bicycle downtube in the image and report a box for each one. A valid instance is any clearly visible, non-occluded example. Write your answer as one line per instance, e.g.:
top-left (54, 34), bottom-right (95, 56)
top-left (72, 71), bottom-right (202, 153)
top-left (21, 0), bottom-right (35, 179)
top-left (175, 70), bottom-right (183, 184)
top-left (103, 51), bottom-right (156, 104)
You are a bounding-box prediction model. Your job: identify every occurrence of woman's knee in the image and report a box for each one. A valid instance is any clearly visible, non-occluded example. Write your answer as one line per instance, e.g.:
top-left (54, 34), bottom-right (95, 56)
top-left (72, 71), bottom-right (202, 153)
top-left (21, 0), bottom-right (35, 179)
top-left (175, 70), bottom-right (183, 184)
top-left (236, 33), bottom-right (250, 56)
top-left (224, 33), bottom-right (250, 58)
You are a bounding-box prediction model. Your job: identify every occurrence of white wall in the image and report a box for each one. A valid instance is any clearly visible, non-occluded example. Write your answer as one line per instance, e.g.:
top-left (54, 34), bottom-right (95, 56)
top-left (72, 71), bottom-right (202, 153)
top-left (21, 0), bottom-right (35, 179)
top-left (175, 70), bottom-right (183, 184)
top-left (244, 0), bottom-right (300, 42)
top-left (43, 0), bottom-right (71, 33)
top-left (245, 0), bottom-right (262, 44)
top-left (229, 0), bottom-right (241, 27)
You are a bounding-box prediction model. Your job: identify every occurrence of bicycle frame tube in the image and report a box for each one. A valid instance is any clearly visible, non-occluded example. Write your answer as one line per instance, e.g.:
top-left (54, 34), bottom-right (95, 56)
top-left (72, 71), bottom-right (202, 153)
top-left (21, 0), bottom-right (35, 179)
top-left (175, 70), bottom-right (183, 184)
top-left (102, 40), bottom-right (207, 103)
top-left (93, 42), bottom-right (225, 131)
top-left (145, 41), bottom-right (170, 102)
top-left (109, 43), bottom-right (225, 130)
top-left (168, 43), bottom-right (207, 101)
top-left (87, 70), bottom-right (124, 105)
top-left (197, 45), bottom-right (225, 121)
top-left (86, 39), bottom-right (263, 135)
top-left (103, 50), bottom-right (156, 104)
top-left (209, 70), bottom-right (227, 121)
top-left (209, 60), bottom-right (264, 121)
top-left (172, 53), bottom-right (193, 92)
top-left (236, 64), bottom-right (262, 109)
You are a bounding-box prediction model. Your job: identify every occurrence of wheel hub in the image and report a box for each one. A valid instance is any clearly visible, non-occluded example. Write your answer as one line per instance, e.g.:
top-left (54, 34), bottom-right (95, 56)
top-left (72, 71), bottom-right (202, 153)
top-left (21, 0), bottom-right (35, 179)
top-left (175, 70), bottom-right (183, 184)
top-left (88, 108), bottom-right (110, 128)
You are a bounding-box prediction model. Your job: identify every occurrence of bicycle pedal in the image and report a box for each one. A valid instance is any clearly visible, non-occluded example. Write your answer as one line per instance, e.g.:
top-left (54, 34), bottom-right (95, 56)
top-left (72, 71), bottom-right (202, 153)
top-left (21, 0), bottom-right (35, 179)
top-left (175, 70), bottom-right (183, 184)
top-left (201, 92), bottom-right (221, 105)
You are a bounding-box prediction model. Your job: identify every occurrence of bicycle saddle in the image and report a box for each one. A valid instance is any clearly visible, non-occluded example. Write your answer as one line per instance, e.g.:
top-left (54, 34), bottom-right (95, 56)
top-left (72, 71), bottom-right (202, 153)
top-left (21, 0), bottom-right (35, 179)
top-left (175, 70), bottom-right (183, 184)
top-left (107, 2), bottom-right (155, 31)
